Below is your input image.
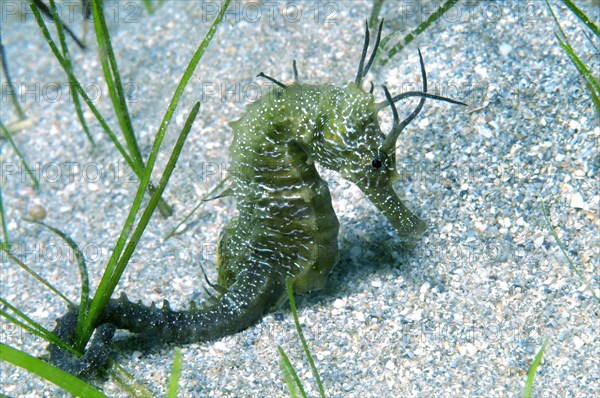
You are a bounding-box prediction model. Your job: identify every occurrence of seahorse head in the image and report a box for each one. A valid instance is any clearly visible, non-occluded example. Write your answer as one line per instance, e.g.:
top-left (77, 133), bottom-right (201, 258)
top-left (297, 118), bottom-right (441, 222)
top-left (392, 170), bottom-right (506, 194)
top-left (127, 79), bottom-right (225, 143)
top-left (315, 81), bottom-right (427, 237)
top-left (312, 21), bottom-right (463, 237)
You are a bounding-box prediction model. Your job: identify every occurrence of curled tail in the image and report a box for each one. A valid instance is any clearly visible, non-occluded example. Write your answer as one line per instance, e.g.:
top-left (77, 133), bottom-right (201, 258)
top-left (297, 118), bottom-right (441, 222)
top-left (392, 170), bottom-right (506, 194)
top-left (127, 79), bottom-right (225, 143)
top-left (48, 263), bottom-right (286, 378)
top-left (104, 263), bottom-right (286, 342)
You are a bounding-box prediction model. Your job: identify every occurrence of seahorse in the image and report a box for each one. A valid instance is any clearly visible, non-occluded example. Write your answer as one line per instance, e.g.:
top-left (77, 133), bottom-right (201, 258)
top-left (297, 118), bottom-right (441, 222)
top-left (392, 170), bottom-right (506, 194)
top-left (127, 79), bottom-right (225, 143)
top-left (48, 21), bottom-right (465, 378)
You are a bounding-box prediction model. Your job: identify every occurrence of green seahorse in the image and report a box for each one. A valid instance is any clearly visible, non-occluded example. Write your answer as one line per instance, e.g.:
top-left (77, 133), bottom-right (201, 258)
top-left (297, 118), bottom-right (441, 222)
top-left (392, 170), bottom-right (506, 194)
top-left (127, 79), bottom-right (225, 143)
top-left (48, 21), bottom-right (465, 378)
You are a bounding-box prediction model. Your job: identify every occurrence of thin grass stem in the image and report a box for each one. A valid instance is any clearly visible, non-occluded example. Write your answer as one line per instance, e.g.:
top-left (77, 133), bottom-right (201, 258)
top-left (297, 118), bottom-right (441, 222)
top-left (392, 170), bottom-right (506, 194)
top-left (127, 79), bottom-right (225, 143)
top-left (0, 187), bottom-right (9, 244)
top-left (278, 345), bottom-right (308, 398)
top-left (368, 0), bottom-right (385, 29)
top-left (164, 177), bottom-right (229, 240)
top-left (522, 338), bottom-right (549, 398)
top-left (29, 3), bottom-right (173, 216)
top-left (545, 0), bottom-right (600, 119)
top-left (285, 279), bottom-right (326, 397)
top-left (48, 0), bottom-right (94, 146)
top-left (0, 246), bottom-right (73, 305)
top-left (541, 201), bottom-right (599, 303)
top-left (0, 121), bottom-right (40, 189)
top-left (109, 363), bottom-right (155, 398)
top-left (0, 28), bottom-right (26, 119)
top-left (79, 100), bottom-right (201, 348)
top-left (29, 220), bottom-right (91, 336)
top-left (377, 0), bottom-right (460, 68)
top-left (0, 298), bottom-right (77, 354)
top-left (79, 0), bottom-right (232, 346)
top-left (558, 0), bottom-right (599, 38)
top-left (167, 347), bottom-right (183, 398)
top-left (91, 0), bottom-right (142, 165)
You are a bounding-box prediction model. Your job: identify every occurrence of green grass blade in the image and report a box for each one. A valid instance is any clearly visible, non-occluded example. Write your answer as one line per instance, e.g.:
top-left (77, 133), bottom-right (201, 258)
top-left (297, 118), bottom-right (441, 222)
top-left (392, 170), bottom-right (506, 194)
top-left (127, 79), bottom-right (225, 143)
top-left (556, 35), bottom-right (600, 119)
top-left (0, 121), bottom-right (40, 189)
top-left (167, 347), bottom-right (183, 398)
top-left (67, 72), bottom-right (94, 145)
top-left (105, 101), bottom-right (200, 311)
top-left (285, 279), bottom-right (326, 398)
top-left (0, 309), bottom-right (44, 340)
top-left (1, 246), bottom-right (73, 306)
top-left (278, 345), bottom-right (307, 398)
top-left (31, 0), bottom-right (85, 49)
top-left (522, 338), bottom-right (549, 398)
top-left (368, 0), bottom-right (386, 28)
top-left (559, 0), bottom-right (600, 38)
top-left (545, 0), bottom-right (599, 91)
top-left (91, 0), bottom-right (173, 217)
top-left (91, 0), bottom-right (142, 165)
top-left (80, 102), bottom-right (201, 348)
top-left (78, 0), bottom-right (232, 346)
top-left (377, 0), bottom-right (461, 68)
top-left (90, 0), bottom-right (172, 218)
top-left (142, 0), bottom-right (154, 14)
top-left (545, 0), bottom-right (600, 120)
top-left (0, 28), bottom-right (26, 120)
top-left (47, 0), bottom-right (94, 146)
top-left (0, 298), bottom-right (77, 354)
top-left (0, 309), bottom-right (61, 349)
top-left (29, 5), bottom-right (134, 165)
top-left (152, 0), bottom-right (232, 175)
top-left (0, 187), bottom-right (8, 243)
top-left (541, 201), bottom-right (599, 303)
top-left (0, 343), bottom-right (107, 397)
top-left (164, 199), bottom-right (204, 240)
top-left (29, 220), bottom-right (90, 335)
top-left (29, 3), bottom-right (172, 216)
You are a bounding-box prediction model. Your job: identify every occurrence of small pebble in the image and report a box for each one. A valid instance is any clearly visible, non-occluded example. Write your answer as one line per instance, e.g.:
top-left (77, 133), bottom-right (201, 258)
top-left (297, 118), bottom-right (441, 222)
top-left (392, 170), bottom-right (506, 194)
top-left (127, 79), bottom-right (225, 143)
top-left (28, 204), bottom-right (47, 221)
top-left (499, 43), bottom-right (513, 56)
top-left (570, 192), bottom-right (585, 209)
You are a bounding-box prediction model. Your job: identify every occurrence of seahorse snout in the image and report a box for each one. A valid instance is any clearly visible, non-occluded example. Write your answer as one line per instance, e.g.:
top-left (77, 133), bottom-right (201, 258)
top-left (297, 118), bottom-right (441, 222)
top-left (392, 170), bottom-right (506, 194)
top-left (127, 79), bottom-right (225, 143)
top-left (357, 183), bottom-right (427, 237)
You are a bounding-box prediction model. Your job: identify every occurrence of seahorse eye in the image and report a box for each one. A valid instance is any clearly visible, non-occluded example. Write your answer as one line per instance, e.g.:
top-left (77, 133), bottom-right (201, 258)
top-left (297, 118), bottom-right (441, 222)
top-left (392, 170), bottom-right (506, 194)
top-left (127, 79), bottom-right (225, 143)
top-left (371, 158), bottom-right (383, 169)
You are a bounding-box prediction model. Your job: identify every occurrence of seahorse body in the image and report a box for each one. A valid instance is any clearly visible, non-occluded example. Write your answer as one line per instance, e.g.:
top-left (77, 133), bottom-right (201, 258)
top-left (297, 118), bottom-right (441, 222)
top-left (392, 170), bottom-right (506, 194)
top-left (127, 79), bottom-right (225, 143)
top-left (48, 22), bottom-right (464, 378)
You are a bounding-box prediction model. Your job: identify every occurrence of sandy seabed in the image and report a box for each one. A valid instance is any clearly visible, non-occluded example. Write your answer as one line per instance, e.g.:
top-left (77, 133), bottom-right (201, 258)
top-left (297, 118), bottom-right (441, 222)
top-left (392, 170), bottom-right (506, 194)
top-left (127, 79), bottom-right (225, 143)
top-left (1, 1), bottom-right (598, 397)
